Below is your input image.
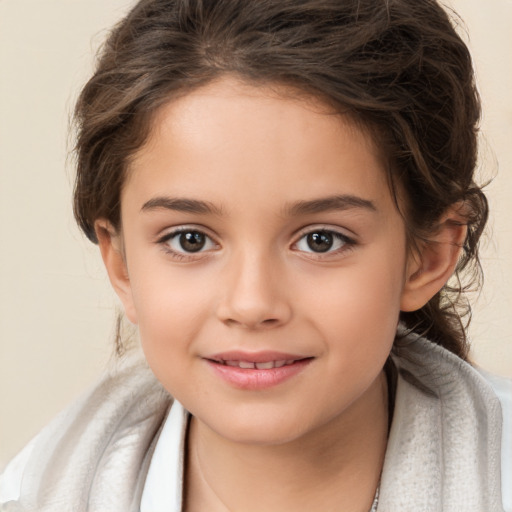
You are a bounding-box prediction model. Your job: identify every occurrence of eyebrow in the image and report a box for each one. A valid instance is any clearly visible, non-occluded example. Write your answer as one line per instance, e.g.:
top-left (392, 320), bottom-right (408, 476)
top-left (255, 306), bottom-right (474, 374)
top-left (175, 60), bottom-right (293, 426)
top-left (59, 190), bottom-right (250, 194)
top-left (140, 194), bottom-right (376, 217)
top-left (285, 195), bottom-right (377, 216)
top-left (141, 197), bottom-right (223, 215)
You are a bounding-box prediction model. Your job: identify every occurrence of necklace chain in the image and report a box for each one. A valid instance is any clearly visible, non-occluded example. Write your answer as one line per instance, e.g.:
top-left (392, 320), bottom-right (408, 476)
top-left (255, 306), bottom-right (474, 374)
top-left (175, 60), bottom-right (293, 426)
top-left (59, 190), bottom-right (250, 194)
top-left (369, 484), bottom-right (380, 512)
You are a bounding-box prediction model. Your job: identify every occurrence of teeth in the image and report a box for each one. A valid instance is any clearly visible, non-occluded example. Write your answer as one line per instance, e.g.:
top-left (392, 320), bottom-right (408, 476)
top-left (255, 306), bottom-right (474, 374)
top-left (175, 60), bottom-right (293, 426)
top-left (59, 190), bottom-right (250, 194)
top-left (220, 359), bottom-right (300, 369)
top-left (255, 361), bottom-right (275, 370)
top-left (238, 361), bottom-right (256, 369)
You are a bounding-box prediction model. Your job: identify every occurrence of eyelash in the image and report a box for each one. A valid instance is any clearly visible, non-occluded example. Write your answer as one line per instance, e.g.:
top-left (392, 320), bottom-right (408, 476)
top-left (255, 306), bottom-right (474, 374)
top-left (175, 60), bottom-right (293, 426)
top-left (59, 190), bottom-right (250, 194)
top-left (292, 227), bottom-right (357, 259)
top-left (156, 226), bottom-right (357, 261)
top-left (156, 226), bottom-right (218, 261)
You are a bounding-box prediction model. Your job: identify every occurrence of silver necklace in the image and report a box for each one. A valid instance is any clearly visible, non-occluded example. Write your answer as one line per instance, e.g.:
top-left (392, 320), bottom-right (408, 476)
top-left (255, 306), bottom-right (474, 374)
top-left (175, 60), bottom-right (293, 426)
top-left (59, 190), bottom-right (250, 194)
top-left (369, 484), bottom-right (380, 512)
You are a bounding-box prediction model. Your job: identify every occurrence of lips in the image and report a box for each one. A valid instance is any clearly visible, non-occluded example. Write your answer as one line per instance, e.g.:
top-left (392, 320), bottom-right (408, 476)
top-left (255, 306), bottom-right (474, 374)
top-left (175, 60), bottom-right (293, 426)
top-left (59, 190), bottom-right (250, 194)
top-left (208, 350), bottom-right (308, 364)
top-left (217, 359), bottom-right (298, 369)
top-left (205, 351), bottom-right (313, 390)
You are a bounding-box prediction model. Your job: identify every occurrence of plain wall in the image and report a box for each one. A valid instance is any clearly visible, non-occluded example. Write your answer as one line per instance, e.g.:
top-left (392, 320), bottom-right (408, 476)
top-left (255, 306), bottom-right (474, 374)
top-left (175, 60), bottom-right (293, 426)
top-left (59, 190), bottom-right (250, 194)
top-left (1, 0), bottom-right (511, 469)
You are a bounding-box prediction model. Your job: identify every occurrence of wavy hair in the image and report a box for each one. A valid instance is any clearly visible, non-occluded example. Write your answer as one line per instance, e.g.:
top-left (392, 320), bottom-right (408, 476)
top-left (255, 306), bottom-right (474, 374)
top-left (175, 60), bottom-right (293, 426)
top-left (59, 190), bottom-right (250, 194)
top-left (73, 0), bottom-right (487, 359)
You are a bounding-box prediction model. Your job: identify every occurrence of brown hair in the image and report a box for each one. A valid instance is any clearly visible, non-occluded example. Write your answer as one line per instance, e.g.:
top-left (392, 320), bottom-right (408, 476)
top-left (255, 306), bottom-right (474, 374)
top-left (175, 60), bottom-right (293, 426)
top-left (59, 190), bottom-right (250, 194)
top-left (73, 0), bottom-right (487, 359)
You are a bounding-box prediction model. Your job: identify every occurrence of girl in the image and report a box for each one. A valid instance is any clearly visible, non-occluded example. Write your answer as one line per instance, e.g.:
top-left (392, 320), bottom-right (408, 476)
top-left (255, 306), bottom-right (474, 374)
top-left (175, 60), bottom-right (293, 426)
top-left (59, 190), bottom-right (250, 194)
top-left (1, 0), bottom-right (510, 510)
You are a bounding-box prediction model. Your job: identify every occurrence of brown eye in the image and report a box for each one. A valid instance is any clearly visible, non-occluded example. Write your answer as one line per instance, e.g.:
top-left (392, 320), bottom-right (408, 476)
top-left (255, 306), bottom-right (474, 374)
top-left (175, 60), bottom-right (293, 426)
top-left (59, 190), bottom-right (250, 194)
top-left (306, 232), bottom-right (334, 253)
top-left (161, 229), bottom-right (216, 255)
top-left (294, 228), bottom-right (355, 257)
top-left (178, 231), bottom-right (206, 252)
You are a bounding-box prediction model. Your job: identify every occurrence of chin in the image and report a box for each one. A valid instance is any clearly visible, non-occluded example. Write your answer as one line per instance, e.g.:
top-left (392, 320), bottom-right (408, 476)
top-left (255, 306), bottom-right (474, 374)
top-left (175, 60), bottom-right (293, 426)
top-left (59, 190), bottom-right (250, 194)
top-left (215, 422), bottom-right (307, 447)
top-left (196, 403), bottom-right (321, 447)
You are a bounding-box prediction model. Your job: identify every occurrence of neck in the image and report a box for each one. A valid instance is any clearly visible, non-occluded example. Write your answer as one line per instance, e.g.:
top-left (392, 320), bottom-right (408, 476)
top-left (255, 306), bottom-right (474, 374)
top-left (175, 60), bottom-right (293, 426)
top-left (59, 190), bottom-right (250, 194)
top-left (185, 370), bottom-right (389, 512)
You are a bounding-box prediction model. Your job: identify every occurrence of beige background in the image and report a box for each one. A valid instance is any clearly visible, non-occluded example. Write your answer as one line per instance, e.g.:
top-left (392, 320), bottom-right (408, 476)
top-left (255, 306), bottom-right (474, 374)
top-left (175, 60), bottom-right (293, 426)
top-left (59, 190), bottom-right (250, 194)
top-left (0, 0), bottom-right (511, 469)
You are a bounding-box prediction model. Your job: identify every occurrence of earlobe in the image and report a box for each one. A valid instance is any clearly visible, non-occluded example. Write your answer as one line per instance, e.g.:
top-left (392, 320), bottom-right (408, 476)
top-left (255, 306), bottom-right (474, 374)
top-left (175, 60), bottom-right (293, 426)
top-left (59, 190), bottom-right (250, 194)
top-left (95, 219), bottom-right (138, 324)
top-left (400, 209), bottom-right (467, 312)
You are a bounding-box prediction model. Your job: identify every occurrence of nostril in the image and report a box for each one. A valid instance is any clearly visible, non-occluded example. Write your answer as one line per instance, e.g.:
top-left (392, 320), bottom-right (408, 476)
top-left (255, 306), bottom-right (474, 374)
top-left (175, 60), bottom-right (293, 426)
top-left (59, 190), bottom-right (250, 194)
top-left (223, 317), bottom-right (280, 329)
top-left (216, 288), bottom-right (292, 329)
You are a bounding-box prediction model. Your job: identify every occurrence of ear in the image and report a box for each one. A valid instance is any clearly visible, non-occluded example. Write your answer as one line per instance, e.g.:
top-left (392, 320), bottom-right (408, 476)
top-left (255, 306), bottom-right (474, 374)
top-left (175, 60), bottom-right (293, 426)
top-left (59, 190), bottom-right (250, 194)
top-left (95, 219), bottom-right (138, 324)
top-left (400, 207), bottom-right (467, 312)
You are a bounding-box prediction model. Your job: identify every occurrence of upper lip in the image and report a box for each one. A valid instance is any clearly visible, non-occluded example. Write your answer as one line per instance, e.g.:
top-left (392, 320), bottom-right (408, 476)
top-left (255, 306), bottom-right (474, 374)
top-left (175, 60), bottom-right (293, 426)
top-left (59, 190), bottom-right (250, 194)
top-left (206, 350), bottom-right (311, 364)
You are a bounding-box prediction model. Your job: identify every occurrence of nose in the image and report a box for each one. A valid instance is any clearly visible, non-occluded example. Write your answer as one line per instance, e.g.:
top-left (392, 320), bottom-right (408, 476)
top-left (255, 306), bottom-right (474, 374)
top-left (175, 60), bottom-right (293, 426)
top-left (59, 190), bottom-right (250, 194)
top-left (215, 251), bottom-right (292, 330)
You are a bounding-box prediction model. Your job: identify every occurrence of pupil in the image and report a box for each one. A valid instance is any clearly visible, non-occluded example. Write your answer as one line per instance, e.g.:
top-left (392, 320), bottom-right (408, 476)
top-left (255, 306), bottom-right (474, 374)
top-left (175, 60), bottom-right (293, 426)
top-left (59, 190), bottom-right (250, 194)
top-left (307, 232), bottom-right (333, 253)
top-left (180, 231), bottom-right (206, 252)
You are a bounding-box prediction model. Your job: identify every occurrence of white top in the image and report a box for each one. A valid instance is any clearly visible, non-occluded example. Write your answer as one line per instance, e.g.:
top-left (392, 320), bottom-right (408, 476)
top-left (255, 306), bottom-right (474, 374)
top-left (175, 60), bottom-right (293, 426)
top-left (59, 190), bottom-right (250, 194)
top-left (478, 368), bottom-right (512, 512)
top-left (1, 373), bottom-right (511, 511)
top-left (140, 400), bottom-right (188, 512)
top-left (0, 401), bottom-right (189, 512)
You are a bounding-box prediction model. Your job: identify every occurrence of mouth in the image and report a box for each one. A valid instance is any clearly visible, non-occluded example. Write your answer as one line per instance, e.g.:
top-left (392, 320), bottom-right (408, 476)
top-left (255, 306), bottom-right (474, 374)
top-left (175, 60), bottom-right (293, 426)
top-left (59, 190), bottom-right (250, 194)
top-left (205, 352), bottom-right (314, 390)
top-left (209, 358), bottom-right (308, 369)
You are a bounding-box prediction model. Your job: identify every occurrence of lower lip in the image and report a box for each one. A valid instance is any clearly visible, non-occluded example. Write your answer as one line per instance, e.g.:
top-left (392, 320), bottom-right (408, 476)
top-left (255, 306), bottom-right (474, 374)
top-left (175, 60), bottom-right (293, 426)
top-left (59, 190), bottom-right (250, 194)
top-left (206, 359), bottom-right (313, 390)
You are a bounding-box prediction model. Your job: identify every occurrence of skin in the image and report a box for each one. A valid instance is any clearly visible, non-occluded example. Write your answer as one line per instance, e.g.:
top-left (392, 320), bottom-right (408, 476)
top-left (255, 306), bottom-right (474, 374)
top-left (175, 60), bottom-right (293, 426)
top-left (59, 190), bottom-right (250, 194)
top-left (97, 78), bottom-right (465, 511)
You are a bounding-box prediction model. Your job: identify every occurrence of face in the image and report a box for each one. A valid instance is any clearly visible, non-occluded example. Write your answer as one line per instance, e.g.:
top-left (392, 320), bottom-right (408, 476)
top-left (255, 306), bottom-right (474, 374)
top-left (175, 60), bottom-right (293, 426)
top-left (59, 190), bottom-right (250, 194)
top-left (107, 78), bottom-right (415, 446)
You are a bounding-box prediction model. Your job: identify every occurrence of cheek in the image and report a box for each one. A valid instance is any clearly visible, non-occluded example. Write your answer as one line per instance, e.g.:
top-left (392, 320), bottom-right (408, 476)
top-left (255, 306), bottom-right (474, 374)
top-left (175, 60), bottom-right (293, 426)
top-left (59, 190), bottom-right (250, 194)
top-left (297, 252), bottom-right (405, 362)
top-left (127, 259), bottom-right (216, 348)
top-left (303, 257), bottom-right (405, 323)
top-left (129, 267), bottom-right (208, 395)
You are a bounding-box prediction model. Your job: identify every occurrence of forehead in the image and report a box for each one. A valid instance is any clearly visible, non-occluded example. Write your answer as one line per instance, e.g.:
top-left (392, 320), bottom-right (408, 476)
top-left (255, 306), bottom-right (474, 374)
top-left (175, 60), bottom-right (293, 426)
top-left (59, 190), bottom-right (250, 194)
top-left (124, 77), bottom-right (392, 213)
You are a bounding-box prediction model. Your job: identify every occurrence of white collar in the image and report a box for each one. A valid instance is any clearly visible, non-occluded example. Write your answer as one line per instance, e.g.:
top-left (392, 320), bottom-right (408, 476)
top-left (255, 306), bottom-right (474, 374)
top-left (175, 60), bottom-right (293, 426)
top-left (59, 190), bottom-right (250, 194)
top-left (138, 340), bottom-right (510, 512)
top-left (140, 400), bottom-right (189, 512)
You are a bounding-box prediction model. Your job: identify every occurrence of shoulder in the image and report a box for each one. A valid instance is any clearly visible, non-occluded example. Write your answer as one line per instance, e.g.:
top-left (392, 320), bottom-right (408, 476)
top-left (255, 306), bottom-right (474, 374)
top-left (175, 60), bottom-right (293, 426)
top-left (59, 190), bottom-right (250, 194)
top-left (0, 436), bottom-right (37, 504)
top-left (477, 368), bottom-right (512, 411)
top-left (477, 368), bottom-right (512, 512)
top-left (0, 353), bottom-right (172, 509)
top-left (386, 334), bottom-right (510, 511)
